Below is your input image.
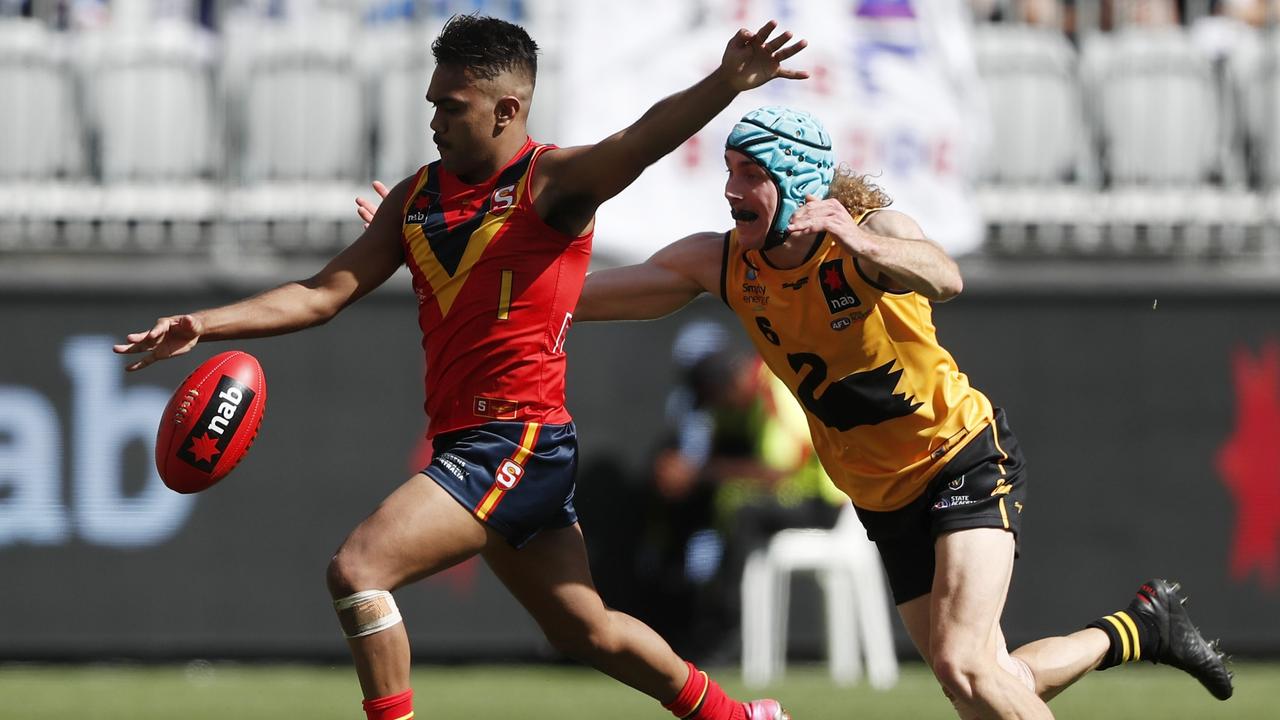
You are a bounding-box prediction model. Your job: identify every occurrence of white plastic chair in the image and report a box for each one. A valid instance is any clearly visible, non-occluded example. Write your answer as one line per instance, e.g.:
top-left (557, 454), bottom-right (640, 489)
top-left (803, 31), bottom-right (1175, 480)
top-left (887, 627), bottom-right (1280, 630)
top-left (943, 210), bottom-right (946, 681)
top-left (741, 503), bottom-right (898, 689)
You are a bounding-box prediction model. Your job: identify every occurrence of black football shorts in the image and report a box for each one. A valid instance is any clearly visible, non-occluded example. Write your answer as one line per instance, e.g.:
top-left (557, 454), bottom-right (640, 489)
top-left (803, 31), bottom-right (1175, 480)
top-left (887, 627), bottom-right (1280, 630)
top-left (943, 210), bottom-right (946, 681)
top-left (854, 408), bottom-right (1027, 605)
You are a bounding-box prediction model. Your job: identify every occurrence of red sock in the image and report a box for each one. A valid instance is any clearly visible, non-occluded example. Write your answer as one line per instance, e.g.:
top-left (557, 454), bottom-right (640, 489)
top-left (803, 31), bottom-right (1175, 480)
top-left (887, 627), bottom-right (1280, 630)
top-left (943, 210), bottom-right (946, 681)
top-left (663, 662), bottom-right (745, 720)
top-left (362, 688), bottom-right (413, 720)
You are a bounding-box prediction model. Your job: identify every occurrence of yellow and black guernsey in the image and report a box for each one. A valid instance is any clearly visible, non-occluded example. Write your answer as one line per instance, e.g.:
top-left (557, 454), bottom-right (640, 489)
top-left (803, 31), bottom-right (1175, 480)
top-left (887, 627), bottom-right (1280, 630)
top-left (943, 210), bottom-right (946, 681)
top-left (719, 220), bottom-right (994, 511)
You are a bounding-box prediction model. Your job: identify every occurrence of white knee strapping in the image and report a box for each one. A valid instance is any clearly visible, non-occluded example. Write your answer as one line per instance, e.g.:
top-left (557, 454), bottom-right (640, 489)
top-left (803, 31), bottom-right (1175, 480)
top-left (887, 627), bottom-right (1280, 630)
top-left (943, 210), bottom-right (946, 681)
top-left (334, 590), bottom-right (403, 639)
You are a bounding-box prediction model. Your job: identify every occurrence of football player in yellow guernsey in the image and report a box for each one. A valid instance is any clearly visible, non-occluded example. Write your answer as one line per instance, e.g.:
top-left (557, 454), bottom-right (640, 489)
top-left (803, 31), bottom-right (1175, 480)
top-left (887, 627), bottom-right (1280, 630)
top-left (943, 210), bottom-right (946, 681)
top-left (574, 107), bottom-right (1233, 719)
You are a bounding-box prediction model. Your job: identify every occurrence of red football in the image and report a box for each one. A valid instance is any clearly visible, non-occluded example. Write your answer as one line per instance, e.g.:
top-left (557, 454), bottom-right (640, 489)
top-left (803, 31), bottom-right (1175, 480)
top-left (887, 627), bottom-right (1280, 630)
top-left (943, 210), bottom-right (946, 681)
top-left (156, 350), bottom-right (267, 493)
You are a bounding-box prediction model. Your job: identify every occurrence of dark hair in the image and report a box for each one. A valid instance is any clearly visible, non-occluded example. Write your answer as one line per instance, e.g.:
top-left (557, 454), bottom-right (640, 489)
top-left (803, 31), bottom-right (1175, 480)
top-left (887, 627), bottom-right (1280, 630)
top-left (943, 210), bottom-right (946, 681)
top-left (688, 350), bottom-right (751, 408)
top-left (431, 14), bottom-right (538, 83)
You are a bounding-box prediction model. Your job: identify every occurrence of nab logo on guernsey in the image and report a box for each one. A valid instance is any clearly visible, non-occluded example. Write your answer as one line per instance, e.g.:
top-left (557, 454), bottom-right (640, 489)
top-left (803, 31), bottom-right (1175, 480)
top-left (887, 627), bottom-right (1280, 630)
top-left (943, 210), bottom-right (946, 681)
top-left (819, 259), bottom-right (861, 315)
top-left (178, 376), bottom-right (255, 473)
top-left (405, 189), bottom-right (438, 225)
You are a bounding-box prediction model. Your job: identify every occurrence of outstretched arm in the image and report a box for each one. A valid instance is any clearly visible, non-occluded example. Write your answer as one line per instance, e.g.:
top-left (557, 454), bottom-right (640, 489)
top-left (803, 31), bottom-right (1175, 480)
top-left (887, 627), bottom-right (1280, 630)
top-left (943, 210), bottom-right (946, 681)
top-left (532, 20), bottom-right (808, 235)
top-left (787, 200), bottom-right (963, 302)
top-left (115, 176), bottom-right (414, 371)
top-left (575, 231), bottom-right (724, 322)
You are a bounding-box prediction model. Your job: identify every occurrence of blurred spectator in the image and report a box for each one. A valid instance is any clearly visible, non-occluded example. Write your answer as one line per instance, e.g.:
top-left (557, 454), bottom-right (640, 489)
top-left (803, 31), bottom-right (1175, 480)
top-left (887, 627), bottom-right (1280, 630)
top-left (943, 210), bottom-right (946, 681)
top-left (970, 0), bottom-right (1066, 27)
top-left (0, 0), bottom-right (29, 17)
top-left (1193, 0), bottom-right (1268, 62)
top-left (1112, 0), bottom-right (1181, 26)
top-left (1019, 0), bottom-right (1067, 25)
top-left (684, 349), bottom-right (846, 661)
top-left (609, 321), bottom-right (726, 657)
top-left (1188, 0), bottom-right (1268, 186)
top-left (69, 0), bottom-right (108, 28)
top-left (633, 435), bottom-right (721, 656)
top-left (621, 339), bottom-right (845, 661)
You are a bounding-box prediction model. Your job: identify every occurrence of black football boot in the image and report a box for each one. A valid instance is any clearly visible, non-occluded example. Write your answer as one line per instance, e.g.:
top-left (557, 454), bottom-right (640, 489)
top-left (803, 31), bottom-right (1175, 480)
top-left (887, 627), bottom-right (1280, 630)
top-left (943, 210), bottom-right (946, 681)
top-left (1128, 579), bottom-right (1234, 700)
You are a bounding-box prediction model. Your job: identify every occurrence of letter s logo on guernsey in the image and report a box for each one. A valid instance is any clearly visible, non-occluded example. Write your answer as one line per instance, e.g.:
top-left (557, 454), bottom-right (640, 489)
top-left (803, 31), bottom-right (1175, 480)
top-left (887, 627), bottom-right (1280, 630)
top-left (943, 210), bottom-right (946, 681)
top-left (491, 184), bottom-right (516, 213)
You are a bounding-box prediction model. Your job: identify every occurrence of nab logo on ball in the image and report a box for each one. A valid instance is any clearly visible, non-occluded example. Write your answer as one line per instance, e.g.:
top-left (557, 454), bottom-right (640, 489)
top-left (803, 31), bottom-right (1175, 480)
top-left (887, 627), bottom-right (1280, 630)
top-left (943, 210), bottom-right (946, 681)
top-left (157, 351), bottom-right (266, 494)
top-left (177, 376), bottom-right (255, 473)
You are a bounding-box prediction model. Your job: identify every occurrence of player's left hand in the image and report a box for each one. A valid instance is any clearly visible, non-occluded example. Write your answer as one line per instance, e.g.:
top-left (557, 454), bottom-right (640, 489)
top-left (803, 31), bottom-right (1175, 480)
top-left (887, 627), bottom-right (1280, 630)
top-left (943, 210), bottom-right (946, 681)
top-left (787, 194), bottom-right (876, 255)
top-left (355, 180), bottom-right (390, 228)
top-left (718, 20), bottom-right (809, 92)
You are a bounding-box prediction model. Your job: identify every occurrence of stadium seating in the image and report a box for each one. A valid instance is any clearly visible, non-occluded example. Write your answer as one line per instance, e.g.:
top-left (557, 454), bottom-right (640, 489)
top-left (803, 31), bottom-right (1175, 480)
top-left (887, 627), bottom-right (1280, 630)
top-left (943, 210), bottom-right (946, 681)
top-left (973, 22), bottom-right (1100, 254)
top-left (740, 504), bottom-right (898, 690)
top-left (1086, 27), bottom-right (1226, 186)
top-left (368, 21), bottom-right (440, 184)
top-left (975, 23), bottom-right (1090, 186)
top-left (0, 10), bottom-right (1276, 264)
top-left (222, 9), bottom-right (368, 253)
top-left (81, 18), bottom-right (220, 252)
top-left (1083, 26), bottom-right (1259, 254)
top-left (0, 17), bottom-right (89, 251)
top-left (1238, 29), bottom-right (1280, 233)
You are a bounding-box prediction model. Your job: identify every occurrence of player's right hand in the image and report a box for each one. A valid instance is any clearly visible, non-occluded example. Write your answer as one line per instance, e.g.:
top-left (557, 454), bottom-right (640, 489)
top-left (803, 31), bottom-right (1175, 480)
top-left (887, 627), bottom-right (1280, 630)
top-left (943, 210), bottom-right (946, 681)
top-left (718, 19), bottom-right (808, 93)
top-left (113, 314), bottom-right (204, 372)
top-left (355, 180), bottom-right (390, 228)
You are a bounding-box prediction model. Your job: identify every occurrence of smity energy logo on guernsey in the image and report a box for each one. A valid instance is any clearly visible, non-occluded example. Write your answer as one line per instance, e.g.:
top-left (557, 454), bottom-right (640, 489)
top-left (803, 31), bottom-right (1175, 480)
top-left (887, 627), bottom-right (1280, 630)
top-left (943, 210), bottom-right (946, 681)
top-left (819, 259), bottom-right (861, 315)
top-left (178, 375), bottom-right (255, 472)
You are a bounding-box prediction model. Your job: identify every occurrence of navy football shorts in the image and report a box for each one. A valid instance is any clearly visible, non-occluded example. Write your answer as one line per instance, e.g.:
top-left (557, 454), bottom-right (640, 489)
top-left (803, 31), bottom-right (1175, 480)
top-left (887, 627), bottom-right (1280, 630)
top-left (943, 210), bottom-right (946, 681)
top-left (854, 407), bottom-right (1027, 605)
top-left (422, 420), bottom-right (579, 548)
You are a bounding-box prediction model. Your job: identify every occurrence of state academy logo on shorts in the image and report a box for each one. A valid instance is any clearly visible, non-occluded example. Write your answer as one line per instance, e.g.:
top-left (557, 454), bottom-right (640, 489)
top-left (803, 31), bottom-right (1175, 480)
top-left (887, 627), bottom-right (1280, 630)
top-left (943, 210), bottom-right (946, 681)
top-left (819, 259), bottom-right (861, 315)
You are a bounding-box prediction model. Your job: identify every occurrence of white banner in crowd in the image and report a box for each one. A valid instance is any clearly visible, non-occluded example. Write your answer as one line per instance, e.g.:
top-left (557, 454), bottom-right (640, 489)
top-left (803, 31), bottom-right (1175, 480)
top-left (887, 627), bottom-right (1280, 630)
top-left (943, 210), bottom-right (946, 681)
top-left (558, 0), bottom-right (990, 264)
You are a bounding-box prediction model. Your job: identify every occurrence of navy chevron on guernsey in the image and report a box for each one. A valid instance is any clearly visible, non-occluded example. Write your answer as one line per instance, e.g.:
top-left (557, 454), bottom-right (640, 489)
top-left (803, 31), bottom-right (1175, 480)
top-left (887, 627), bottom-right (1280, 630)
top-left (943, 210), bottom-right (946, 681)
top-left (410, 149), bottom-right (537, 277)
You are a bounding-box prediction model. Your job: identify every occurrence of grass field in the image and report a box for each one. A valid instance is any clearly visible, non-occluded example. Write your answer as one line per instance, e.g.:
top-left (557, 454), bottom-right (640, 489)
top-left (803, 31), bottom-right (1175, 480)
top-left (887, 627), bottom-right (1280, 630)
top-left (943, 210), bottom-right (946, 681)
top-left (2, 661), bottom-right (1277, 719)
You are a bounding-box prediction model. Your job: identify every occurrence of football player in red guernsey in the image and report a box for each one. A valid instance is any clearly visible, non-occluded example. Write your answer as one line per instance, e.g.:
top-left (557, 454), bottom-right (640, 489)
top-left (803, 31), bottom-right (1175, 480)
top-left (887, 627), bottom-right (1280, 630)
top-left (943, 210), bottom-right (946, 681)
top-left (115, 14), bottom-right (807, 720)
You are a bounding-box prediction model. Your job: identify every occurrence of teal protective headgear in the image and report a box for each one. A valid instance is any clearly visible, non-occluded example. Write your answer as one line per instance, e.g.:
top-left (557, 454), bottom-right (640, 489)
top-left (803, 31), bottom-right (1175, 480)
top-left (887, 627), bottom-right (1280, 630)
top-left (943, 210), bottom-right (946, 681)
top-left (725, 106), bottom-right (835, 249)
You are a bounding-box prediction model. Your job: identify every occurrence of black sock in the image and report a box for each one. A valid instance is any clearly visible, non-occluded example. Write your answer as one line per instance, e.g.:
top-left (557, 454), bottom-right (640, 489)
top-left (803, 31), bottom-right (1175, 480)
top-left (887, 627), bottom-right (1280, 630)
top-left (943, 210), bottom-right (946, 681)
top-left (1086, 596), bottom-right (1159, 670)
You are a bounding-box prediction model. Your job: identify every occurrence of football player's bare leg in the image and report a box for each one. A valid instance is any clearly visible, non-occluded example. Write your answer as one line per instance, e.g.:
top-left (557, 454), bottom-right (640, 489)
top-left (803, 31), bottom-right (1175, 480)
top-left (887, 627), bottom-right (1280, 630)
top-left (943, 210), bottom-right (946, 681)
top-left (327, 474), bottom-right (490, 699)
top-left (483, 522), bottom-right (689, 701)
top-left (1007, 626), bottom-right (1108, 700)
top-left (898, 541), bottom-right (1110, 717)
top-left (923, 528), bottom-right (1053, 719)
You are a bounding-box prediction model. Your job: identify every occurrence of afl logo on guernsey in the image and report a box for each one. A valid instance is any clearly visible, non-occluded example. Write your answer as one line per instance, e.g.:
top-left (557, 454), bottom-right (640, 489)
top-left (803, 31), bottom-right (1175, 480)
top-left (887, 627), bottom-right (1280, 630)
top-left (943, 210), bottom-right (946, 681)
top-left (819, 260), bottom-right (861, 315)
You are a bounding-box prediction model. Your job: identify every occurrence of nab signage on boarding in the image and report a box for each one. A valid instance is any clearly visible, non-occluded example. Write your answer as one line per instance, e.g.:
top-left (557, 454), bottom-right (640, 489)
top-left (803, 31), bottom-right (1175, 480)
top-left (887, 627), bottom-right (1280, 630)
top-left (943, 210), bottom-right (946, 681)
top-left (0, 335), bottom-right (196, 549)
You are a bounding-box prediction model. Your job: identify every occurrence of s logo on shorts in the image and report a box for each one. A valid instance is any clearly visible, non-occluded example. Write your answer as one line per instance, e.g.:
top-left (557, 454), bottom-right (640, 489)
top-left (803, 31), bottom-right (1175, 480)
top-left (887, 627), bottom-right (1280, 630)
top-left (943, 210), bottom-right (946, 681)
top-left (495, 458), bottom-right (525, 490)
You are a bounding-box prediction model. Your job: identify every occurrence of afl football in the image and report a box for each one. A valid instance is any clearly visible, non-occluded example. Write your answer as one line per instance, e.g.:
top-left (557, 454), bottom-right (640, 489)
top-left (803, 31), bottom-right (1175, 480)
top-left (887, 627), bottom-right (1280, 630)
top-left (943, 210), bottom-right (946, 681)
top-left (156, 351), bottom-right (266, 493)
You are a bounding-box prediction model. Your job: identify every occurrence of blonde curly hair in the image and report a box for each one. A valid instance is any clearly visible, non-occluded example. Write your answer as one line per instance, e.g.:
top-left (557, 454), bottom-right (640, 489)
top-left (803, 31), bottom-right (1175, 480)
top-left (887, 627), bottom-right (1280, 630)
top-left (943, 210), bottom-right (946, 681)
top-left (826, 164), bottom-right (892, 219)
